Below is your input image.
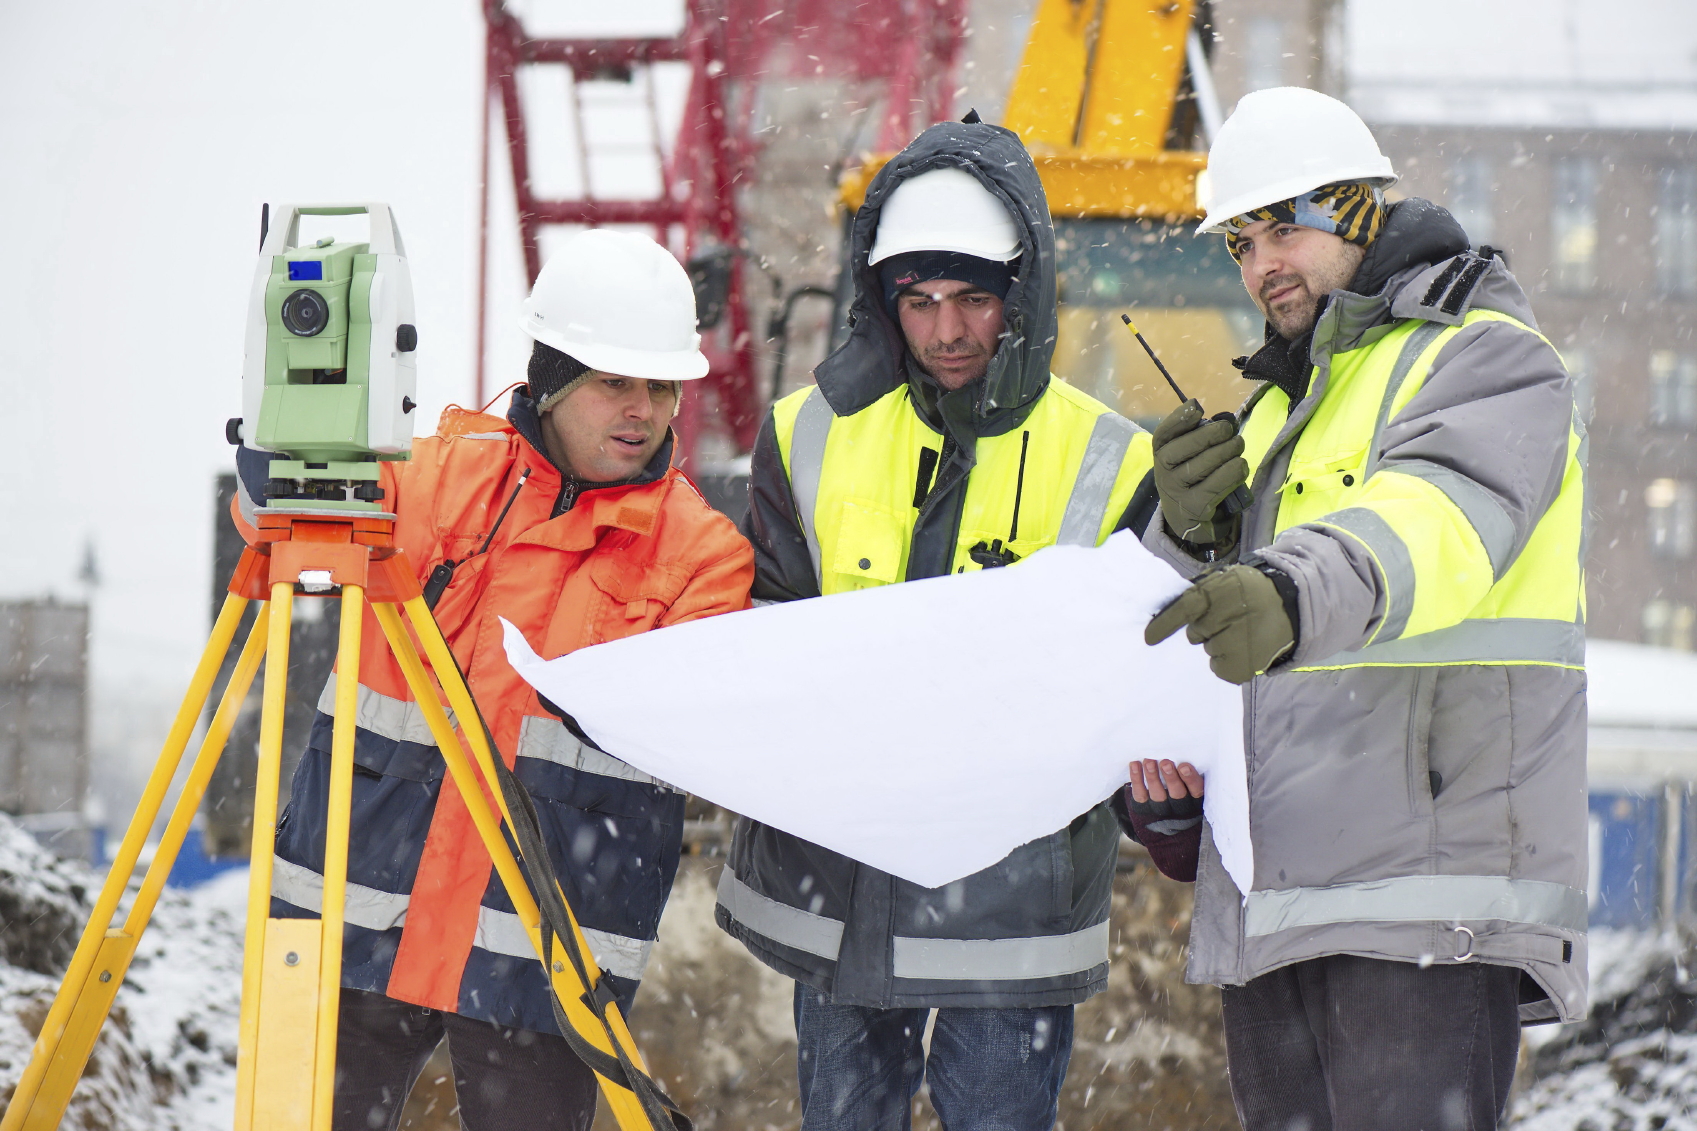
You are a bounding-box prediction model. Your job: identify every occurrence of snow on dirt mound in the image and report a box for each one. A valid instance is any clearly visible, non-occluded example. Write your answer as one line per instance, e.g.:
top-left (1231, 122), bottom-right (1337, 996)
top-left (1513, 932), bottom-right (1697, 1130)
top-left (0, 814), bottom-right (246, 1130)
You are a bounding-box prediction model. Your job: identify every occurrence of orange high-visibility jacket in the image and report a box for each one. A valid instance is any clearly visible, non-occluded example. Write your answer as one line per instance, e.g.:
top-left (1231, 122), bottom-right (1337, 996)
top-left (237, 404), bottom-right (753, 1032)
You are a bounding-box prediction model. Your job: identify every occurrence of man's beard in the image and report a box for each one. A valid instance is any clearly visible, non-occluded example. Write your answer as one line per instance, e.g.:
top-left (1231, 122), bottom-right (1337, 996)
top-left (1256, 246), bottom-right (1364, 340)
top-left (1259, 274), bottom-right (1322, 339)
top-left (918, 339), bottom-right (992, 386)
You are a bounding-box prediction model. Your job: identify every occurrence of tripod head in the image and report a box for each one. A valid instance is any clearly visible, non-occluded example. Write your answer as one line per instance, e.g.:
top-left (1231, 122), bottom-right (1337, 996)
top-left (231, 203), bottom-right (418, 512)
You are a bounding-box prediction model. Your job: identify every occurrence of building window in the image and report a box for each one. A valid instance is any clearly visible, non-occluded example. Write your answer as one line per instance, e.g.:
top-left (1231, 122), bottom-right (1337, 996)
top-left (1647, 478), bottom-right (1697, 558)
top-left (1658, 165), bottom-right (1697, 297)
top-left (1552, 159), bottom-right (1599, 293)
top-left (1644, 599), bottom-right (1696, 651)
top-left (1449, 155), bottom-right (1494, 247)
top-left (1244, 18), bottom-right (1285, 93)
top-left (1651, 352), bottom-right (1697, 428)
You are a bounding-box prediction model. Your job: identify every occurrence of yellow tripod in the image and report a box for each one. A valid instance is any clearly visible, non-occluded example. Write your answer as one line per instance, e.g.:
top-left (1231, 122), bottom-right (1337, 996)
top-left (3, 512), bottom-right (687, 1131)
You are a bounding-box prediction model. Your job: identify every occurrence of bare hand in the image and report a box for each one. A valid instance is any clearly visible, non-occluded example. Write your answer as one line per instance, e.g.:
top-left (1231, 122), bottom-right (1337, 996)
top-left (1127, 759), bottom-right (1205, 804)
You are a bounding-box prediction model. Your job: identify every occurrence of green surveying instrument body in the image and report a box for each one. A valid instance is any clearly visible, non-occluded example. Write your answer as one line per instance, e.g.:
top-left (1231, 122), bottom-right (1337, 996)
top-left (231, 203), bottom-right (418, 513)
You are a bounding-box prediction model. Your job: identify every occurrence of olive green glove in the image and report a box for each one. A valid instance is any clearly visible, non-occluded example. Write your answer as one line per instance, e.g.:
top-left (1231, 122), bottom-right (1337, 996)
top-left (1145, 565), bottom-right (1296, 685)
top-left (1151, 401), bottom-right (1249, 548)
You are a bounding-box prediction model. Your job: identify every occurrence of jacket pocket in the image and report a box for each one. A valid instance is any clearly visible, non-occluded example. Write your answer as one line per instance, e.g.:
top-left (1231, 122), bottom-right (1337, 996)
top-left (831, 499), bottom-right (904, 584)
top-left (1278, 447), bottom-right (1368, 524)
top-left (1405, 667), bottom-right (1438, 816)
top-left (587, 555), bottom-right (691, 626)
top-left (517, 760), bottom-right (686, 941)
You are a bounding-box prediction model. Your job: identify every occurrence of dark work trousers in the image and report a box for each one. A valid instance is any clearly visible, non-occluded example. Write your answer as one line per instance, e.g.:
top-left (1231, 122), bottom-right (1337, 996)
top-left (793, 984), bottom-right (1074, 1131)
top-left (1220, 955), bottom-right (1522, 1131)
top-left (332, 987), bottom-right (598, 1131)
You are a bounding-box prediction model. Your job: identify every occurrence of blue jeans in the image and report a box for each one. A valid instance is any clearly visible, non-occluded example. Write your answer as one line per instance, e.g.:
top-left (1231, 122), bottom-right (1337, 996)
top-left (793, 984), bottom-right (1074, 1131)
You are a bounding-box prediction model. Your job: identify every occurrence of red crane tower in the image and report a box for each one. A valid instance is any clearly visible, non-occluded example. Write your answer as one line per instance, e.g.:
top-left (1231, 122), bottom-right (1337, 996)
top-left (476, 0), bottom-right (968, 464)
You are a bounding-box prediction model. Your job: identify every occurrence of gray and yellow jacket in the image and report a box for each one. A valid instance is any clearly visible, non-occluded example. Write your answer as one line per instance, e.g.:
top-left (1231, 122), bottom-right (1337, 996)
top-left (1147, 200), bottom-right (1589, 1023)
top-left (714, 118), bottom-right (1157, 1008)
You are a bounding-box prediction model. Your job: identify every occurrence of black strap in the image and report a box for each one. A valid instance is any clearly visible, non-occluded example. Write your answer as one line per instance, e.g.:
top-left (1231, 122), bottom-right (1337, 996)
top-left (911, 447), bottom-right (939, 509)
top-left (422, 469), bottom-right (532, 611)
top-left (1440, 256), bottom-right (1492, 317)
top-left (483, 729), bottom-right (693, 1130)
top-left (1007, 430), bottom-right (1030, 543)
top-left (1420, 258), bottom-right (1466, 308)
top-left (434, 642), bottom-right (692, 1130)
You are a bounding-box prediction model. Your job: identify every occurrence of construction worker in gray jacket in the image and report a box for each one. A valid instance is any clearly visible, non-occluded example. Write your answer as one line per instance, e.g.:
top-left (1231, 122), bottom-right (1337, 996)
top-left (1143, 87), bottom-right (1588, 1130)
top-left (717, 116), bottom-right (1157, 1130)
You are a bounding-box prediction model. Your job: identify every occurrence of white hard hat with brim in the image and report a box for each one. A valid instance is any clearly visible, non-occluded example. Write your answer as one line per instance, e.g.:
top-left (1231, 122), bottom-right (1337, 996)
top-left (1197, 87), bottom-right (1397, 235)
top-left (869, 167), bottom-right (1022, 265)
top-left (519, 228), bottom-right (711, 381)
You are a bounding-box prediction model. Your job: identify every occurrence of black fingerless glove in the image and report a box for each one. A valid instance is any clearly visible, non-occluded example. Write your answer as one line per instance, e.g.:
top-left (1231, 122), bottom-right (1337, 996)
top-left (1109, 788), bottom-right (1204, 882)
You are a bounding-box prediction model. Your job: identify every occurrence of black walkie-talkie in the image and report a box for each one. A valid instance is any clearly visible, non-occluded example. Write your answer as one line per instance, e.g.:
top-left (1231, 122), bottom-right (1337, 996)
top-left (1122, 315), bottom-right (1253, 516)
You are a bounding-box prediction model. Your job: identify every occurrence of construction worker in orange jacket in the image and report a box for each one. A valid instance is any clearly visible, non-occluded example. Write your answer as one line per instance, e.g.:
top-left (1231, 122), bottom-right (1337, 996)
top-left (233, 229), bottom-right (753, 1131)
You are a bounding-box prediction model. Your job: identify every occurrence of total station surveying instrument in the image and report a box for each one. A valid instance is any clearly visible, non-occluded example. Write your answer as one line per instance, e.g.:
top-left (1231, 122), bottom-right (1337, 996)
top-left (4, 204), bottom-right (690, 1131)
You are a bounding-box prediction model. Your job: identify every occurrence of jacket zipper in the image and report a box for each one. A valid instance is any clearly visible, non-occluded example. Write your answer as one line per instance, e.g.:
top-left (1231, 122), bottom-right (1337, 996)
top-left (552, 478), bottom-right (579, 518)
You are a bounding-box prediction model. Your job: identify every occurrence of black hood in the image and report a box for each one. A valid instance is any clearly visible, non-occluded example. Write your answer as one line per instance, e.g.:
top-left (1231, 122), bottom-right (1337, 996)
top-left (817, 119), bottom-right (1058, 440)
top-left (1348, 197), bottom-right (1470, 299)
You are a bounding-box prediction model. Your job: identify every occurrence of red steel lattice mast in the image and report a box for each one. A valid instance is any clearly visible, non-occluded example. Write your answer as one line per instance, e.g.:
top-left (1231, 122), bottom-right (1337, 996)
top-left (476, 0), bottom-right (966, 462)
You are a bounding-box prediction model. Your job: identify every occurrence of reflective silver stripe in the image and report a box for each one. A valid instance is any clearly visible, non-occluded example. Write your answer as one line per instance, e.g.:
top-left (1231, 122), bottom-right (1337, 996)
top-left (787, 388), bottom-right (835, 584)
top-left (891, 919), bottom-right (1110, 982)
top-left (1056, 412), bottom-right (1137, 546)
top-left (1303, 617), bottom-right (1585, 668)
top-left (472, 906), bottom-right (653, 982)
top-left (716, 867), bottom-right (843, 960)
top-left (270, 855), bottom-right (411, 932)
top-left (1364, 321), bottom-right (1452, 479)
top-left (1244, 875), bottom-right (1589, 938)
top-left (516, 716), bottom-right (678, 791)
top-left (1310, 507), bottom-right (1416, 643)
top-left (458, 431), bottom-right (509, 440)
top-left (1575, 419), bottom-right (1591, 593)
top-left (316, 679), bottom-right (456, 745)
top-left (1383, 459), bottom-right (1518, 580)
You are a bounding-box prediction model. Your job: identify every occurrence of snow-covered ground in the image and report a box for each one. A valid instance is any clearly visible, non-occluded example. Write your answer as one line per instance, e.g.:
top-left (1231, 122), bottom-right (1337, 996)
top-left (1513, 928), bottom-right (1697, 1129)
top-left (0, 814), bottom-right (246, 1130)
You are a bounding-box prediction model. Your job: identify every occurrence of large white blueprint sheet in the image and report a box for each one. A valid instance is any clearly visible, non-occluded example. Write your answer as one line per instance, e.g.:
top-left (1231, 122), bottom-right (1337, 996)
top-left (502, 530), bottom-right (1251, 894)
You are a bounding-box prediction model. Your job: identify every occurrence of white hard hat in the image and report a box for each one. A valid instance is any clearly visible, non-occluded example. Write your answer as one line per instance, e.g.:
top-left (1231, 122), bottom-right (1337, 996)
top-left (1198, 87), bottom-right (1397, 235)
top-left (868, 167), bottom-right (1022, 266)
top-left (518, 229), bottom-right (710, 381)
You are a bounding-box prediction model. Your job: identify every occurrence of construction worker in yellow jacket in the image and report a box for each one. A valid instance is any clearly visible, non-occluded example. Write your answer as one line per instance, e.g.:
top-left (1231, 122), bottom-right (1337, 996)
top-left (716, 116), bottom-right (1156, 1130)
top-left (1144, 87), bottom-right (1588, 1130)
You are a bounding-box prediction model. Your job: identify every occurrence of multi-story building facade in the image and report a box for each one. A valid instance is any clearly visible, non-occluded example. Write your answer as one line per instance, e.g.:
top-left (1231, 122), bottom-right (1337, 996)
top-left (1205, 0), bottom-right (1697, 646)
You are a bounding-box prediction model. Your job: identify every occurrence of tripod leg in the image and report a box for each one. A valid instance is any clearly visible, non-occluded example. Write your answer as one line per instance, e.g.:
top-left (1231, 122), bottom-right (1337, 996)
top-left (310, 583), bottom-right (363, 1131)
top-left (0, 592), bottom-right (252, 1131)
top-left (373, 602), bottom-right (661, 1131)
top-left (15, 606), bottom-right (273, 1130)
top-left (235, 584), bottom-right (320, 1131)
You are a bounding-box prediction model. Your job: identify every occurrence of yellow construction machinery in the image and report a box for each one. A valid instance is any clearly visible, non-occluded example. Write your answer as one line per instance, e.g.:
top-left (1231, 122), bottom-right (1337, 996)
top-left (840, 0), bottom-right (1260, 423)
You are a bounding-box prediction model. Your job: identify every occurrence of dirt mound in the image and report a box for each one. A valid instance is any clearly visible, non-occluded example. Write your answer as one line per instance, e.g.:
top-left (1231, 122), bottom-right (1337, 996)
top-left (0, 814), bottom-right (247, 1130)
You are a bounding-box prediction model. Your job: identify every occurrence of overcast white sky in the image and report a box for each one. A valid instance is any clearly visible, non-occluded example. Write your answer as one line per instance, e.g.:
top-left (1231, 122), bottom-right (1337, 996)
top-left (0, 2), bottom-right (490, 800)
